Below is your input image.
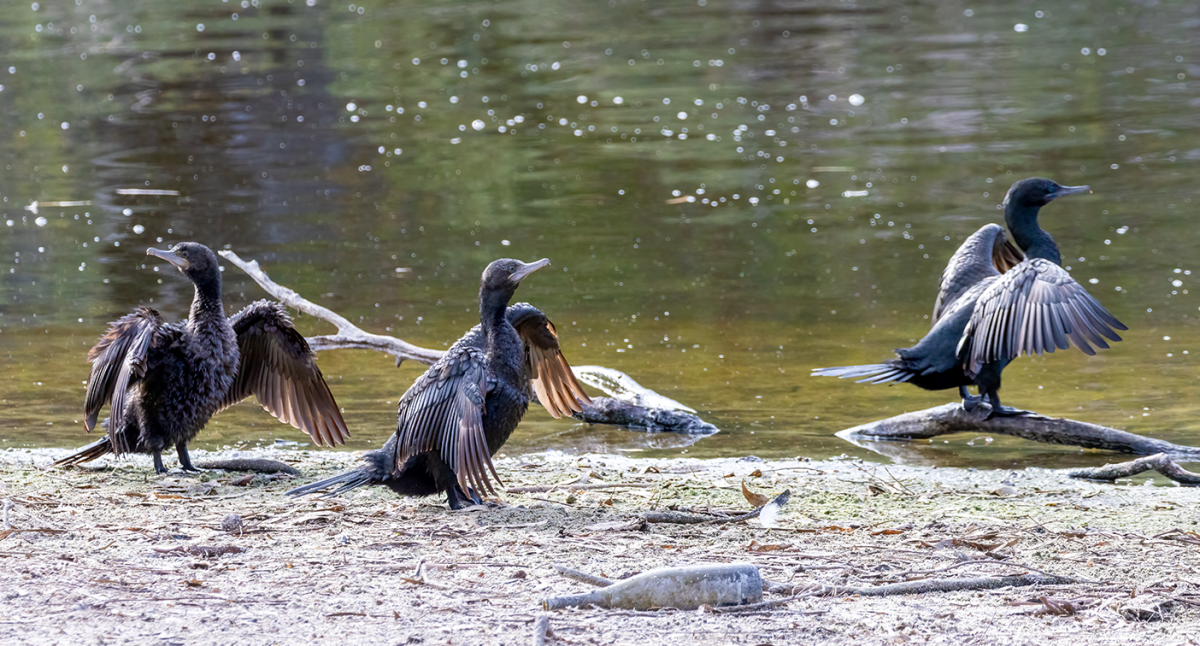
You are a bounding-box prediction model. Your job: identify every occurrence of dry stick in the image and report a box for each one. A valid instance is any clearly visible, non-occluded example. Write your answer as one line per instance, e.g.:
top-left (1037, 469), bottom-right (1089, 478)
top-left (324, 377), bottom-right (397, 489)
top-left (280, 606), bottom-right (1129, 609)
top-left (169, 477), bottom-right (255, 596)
top-left (838, 403), bottom-right (1200, 456)
top-left (218, 250), bottom-right (443, 366)
top-left (507, 483), bottom-right (655, 494)
top-left (553, 565), bottom-right (613, 588)
top-left (1068, 453), bottom-right (1200, 485)
top-left (532, 615), bottom-right (552, 646)
top-left (803, 573), bottom-right (1076, 597)
top-left (644, 490), bottom-right (790, 526)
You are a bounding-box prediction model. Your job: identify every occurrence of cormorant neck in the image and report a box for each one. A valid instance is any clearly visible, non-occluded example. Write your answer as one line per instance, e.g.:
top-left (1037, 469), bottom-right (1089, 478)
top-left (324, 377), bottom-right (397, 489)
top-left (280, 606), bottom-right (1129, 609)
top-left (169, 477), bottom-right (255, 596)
top-left (189, 274), bottom-right (226, 326)
top-left (479, 287), bottom-right (513, 332)
top-left (1005, 202), bottom-right (1061, 265)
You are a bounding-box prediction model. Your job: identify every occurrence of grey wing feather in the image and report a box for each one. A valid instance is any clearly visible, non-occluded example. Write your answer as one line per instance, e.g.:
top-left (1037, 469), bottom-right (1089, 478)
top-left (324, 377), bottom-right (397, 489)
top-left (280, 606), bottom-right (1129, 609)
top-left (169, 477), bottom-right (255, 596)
top-left (392, 345), bottom-right (499, 495)
top-left (959, 259), bottom-right (1127, 377)
top-left (220, 301), bottom-right (348, 446)
top-left (508, 303), bottom-right (592, 418)
top-left (933, 224), bottom-right (1023, 322)
top-left (83, 307), bottom-right (163, 455)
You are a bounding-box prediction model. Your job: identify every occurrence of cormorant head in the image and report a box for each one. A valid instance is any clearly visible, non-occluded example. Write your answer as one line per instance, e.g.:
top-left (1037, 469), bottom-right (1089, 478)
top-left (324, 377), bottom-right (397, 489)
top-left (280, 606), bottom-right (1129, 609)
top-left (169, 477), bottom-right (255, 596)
top-left (147, 242), bottom-right (220, 284)
top-left (1003, 177), bottom-right (1090, 209)
top-left (480, 258), bottom-right (551, 298)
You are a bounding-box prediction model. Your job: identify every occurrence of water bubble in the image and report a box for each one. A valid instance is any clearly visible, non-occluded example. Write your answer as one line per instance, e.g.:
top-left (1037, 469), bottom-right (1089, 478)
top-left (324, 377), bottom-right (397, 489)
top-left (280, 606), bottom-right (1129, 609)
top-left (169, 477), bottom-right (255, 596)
top-left (1116, 226), bottom-right (1128, 234)
top-left (676, 111), bottom-right (687, 120)
top-left (1081, 47), bottom-right (1091, 55)
top-left (60, 121), bottom-right (69, 130)
top-left (501, 240), bottom-right (511, 246)
top-left (471, 120), bottom-right (485, 131)
top-left (577, 95), bottom-right (588, 104)
top-left (346, 102), bottom-right (357, 111)
top-left (613, 96), bottom-right (624, 105)
top-left (133, 224), bottom-right (145, 234)
top-left (122, 208), bottom-right (132, 216)
top-left (34, 216), bottom-right (47, 226)
top-left (232, 51), bottom-right (241, 62)
top-left (457, 60), bottom-right (467, 68)
top-left (1173, 280), bottom-right (1183, 287)
top-left (662, 98), bottom-right (671, 105)
top-left (848, 94), bottom-right (864, 106)
top-left (806, 179), bottom-right (820, 188)
top-left (1014, 23), bottom-right (1028, 32)
top-left (449, 96), bottom-right (459, 104)
top-left (196, 23), bottom-right (205, 31)
top-left (749, 197), bottom-right (759, 206)
top-left (417, 101), bottom-right (427, 108)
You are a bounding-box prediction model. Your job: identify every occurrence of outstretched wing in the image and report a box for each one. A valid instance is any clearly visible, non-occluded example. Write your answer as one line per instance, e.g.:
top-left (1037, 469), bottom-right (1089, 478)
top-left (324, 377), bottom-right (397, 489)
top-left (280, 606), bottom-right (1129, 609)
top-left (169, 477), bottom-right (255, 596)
top-left (220, 300), bottom-right (348, 447)
top-left (84, 306), bottom-right (164, 454)
top-left (392, 345), bottom-right (499, 496)
top-left (508, 303), bottom-right (592, 418)
top-left (959, 259), bottom-right (1127, 377)
top-left (933, 224), bottom-right (1024, 322)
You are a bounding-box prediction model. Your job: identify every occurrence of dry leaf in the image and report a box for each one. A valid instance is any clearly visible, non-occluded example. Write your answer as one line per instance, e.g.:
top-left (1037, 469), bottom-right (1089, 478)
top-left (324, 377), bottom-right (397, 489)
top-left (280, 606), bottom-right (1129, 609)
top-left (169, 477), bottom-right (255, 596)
top-left (747, 540), bottom-right (787, 552)
top-left (741, 482), bottom-right (770, 507)
top-left (748, 469), bottom-right (763, 478)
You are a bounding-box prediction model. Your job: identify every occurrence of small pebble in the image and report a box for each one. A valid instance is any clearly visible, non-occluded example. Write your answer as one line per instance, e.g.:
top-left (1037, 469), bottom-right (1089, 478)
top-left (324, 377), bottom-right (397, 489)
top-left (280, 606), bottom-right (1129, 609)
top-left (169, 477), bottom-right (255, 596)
top-left (221, 513), bottom-right (244, 534)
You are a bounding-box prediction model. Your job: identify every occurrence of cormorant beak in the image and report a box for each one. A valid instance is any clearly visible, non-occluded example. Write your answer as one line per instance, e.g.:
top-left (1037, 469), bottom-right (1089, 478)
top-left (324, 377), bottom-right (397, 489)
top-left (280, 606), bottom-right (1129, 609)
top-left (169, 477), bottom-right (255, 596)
top-left (510, 258), bottom-right (551, 284)
top-left (1050, 184), bottom-right (1090, 200)
top-left (147, 247), bottom-right (190, 271)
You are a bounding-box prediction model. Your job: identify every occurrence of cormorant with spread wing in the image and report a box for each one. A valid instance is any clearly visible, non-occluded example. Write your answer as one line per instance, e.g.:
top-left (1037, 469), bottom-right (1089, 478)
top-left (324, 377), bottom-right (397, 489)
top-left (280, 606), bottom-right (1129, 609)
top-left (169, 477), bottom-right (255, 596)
top-left (54, 242), bottom-right (348, 473)
top-left (287, 258), bottom-right (591, 509)
top-left (813, 178), bottom-right (1127, 417)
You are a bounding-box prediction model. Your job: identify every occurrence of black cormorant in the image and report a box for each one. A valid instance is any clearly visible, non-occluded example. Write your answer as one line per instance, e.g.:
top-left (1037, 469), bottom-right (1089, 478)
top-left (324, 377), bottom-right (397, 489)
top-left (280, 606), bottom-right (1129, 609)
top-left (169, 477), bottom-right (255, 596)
top-left (812, 178), bottom-right (1127, 417)
top-left (287, 258), bottom-right (591, 509)
top-left (53, 242), bottom-right (348, 473)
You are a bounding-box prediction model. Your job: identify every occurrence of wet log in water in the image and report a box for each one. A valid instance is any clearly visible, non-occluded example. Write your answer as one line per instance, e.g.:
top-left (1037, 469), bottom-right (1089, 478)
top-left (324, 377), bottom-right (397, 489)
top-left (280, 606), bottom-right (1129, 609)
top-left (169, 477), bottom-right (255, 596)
top-left (836, 403), bottom-right (1200, 457)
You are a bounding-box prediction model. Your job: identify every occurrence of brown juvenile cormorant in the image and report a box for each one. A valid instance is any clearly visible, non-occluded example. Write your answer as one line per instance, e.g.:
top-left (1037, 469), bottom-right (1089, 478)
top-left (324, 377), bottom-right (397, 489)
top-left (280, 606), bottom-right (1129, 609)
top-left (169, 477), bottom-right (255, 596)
top-left (53, 242), bottom-right (348, 473)
top-left (287, 258), bottom-right (592, 509)
top-left (812, 178), bottom-right (1127, 417)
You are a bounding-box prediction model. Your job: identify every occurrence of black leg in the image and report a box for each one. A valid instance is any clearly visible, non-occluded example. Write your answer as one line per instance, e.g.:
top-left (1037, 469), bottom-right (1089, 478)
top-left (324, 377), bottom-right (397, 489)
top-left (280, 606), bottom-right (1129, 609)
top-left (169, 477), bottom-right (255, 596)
top-left (152, 450), bottom-right (167, 474)
top-left (176, 443), bottom-right (200, 472)
top-left (959, 386), bottom-right (983, 412)
top-left (444, 485), bottom-right (465, 510)
top-left (983, 391), bottom-right (1032, 420)
top-left (456, 486), bottom-right (484, 506)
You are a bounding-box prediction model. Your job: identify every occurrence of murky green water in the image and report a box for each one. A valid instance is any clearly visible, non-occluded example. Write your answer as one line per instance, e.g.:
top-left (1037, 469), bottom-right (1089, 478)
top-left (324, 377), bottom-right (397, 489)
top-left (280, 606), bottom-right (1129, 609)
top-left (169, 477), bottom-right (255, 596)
top-left (3, 0), bottom-right (1200, 470)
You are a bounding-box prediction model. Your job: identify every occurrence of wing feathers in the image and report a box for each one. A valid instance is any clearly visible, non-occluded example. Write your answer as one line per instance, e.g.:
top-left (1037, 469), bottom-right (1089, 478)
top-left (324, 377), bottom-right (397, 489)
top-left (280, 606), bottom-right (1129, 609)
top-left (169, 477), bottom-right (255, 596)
top-left (221, 301), bottom-right (348, 446)
top-left (962, 259), bottom-right (1125, 376)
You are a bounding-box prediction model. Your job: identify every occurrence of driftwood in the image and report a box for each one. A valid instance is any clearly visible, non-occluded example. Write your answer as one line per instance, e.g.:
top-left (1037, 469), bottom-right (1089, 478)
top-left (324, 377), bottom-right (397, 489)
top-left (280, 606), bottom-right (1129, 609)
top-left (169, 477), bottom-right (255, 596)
top-left (532, 615), bottom-right (552, 646)
top-left (836, 404), bottom-right (1200, 457)
top-left (1068, 453), bottom-right (1200, 485)
top-left (218, 250), bottom-right (715, 433)
top-left (194, 458), bottom-right (300, 475)
top-left (780, 573), bottom-right (1075, 598)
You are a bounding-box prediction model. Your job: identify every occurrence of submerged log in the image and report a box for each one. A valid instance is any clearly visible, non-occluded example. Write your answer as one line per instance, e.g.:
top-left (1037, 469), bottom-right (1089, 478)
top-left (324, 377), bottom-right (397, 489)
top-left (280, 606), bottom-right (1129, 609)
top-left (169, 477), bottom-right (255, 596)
top-left (836, 403), bottom-right (1200, 457)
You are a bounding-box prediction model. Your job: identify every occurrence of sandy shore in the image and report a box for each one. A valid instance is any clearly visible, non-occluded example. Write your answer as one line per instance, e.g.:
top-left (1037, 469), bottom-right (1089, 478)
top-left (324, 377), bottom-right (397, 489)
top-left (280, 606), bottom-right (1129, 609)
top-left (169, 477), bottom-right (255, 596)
top-left (1, 447), bottom-right (1198, 645)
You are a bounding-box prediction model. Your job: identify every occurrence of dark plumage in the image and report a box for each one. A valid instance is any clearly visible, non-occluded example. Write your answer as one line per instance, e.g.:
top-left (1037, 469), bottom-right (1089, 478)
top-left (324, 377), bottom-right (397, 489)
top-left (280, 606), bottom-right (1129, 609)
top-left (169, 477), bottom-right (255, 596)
top-left (813, 178), bottom-right (1127, 417)
top-left (54, 242), bottom-right (348, 474)
top-left (287, 259), bottom-right (591, 509)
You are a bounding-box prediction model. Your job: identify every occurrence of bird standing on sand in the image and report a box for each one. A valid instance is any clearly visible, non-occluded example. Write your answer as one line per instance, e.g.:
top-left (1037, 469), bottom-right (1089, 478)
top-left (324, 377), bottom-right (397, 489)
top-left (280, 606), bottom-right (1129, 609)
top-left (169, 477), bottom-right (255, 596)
top-left (813, 178), bottom-right (1126, 417)
top-left (54, 242), bottom-right (348, 474)
top-left (287, 258), bottom-right (591, 509)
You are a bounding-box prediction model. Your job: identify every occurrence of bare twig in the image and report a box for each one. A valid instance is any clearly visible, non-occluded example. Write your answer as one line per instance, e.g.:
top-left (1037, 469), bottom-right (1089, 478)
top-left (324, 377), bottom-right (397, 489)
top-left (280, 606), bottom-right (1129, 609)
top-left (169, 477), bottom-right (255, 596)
top-left (837, 404), bottom-right (1200, 457)
top-left (644, 490), bottom-right (790, 525)
top-left (218, 250), bottom-right (444, 366)
top-left (1068, 453), bottom-right (1200, 485)
top-left (553, 565), bottom-right (613, 588)
top-left (507, 483), bottom-right (655, 494)
top-left (805, 573), bottom-right (1076, 597)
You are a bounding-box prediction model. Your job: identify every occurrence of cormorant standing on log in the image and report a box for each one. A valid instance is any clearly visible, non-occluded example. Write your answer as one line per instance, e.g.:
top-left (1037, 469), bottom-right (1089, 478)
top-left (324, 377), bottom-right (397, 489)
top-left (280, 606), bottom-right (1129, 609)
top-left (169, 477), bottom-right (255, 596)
top-left (813, 178), bottom-right (1127, 417)
top-left (287, 258), bottom-right (591, 509)
top-left (54, 242), bottom-right (348, 473)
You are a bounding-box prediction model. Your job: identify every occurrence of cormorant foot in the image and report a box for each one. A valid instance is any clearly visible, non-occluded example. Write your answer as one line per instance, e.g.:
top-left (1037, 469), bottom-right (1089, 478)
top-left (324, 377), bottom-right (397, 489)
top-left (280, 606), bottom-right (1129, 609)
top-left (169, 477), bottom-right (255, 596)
top-left (960, 394), bottom-right (984, 412)
top-left (984, 405), bottom-right (1033, 420)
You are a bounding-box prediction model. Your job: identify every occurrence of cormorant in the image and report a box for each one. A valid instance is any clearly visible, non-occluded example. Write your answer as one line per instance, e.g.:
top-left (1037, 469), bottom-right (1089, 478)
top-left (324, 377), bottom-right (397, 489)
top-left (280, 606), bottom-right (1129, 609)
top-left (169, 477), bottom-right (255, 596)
top-left (53, 242), bottom-right (348, 473)
top-left (287, 258), bottom-right (592, 509)
top-left (812, 178), bottom-right (1127, 417)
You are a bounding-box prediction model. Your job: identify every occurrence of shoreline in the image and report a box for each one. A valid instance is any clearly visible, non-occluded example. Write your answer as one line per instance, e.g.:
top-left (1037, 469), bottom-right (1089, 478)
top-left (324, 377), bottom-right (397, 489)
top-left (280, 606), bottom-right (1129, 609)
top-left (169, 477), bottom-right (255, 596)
top-left (2, 448), bottom-right (1197, 644)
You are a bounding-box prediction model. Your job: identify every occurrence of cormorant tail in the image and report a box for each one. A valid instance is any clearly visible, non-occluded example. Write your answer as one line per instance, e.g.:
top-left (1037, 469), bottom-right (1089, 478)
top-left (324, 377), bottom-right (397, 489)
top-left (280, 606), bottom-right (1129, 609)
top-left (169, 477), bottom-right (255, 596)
top-left (286, 467), bottom-right (374, 498)
top-left (811, 363), bottom-right (917, 385)
top-left (52, 436), bottom-right (113, 468)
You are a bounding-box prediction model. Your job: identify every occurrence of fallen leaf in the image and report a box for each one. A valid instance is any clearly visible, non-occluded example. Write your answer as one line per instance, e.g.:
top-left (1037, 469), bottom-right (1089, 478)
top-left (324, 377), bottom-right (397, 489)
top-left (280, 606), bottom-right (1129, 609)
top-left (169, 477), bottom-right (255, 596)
top-left (747, 540), bottom-right (787, 552)
top-left (741, 482), bottom-right (770, 507)
top-left (748, 469), bottom-right (763, 478)
top-left (230, 474), bottom-right (256, 487)
top-left (185, 579), bottom-right (204, 587)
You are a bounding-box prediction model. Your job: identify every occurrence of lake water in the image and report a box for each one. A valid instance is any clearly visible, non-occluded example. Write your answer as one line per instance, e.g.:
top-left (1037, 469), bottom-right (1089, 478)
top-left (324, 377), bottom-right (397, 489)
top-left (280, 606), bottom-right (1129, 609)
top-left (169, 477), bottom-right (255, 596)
top-left (3, 0), bottom-right (1200, 470)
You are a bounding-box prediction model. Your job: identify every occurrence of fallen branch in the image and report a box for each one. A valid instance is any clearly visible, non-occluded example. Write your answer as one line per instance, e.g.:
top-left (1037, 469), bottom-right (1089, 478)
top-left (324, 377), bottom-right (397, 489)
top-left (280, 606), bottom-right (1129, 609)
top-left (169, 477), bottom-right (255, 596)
top-left (507, 483), bottom-right (655, 494)
top-left (1068, 453), bottom-right (1200, 485)
top-left (836, 404), bottom-right (1200, 457)
top-left (553, 565), bottom-right (613, 588)
top-left (802, 573), bottom-right (1075, 597)
top-left (644, 490), bottom-right (790, 526)
top-left (218, 250), bottom-right (443, 366)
